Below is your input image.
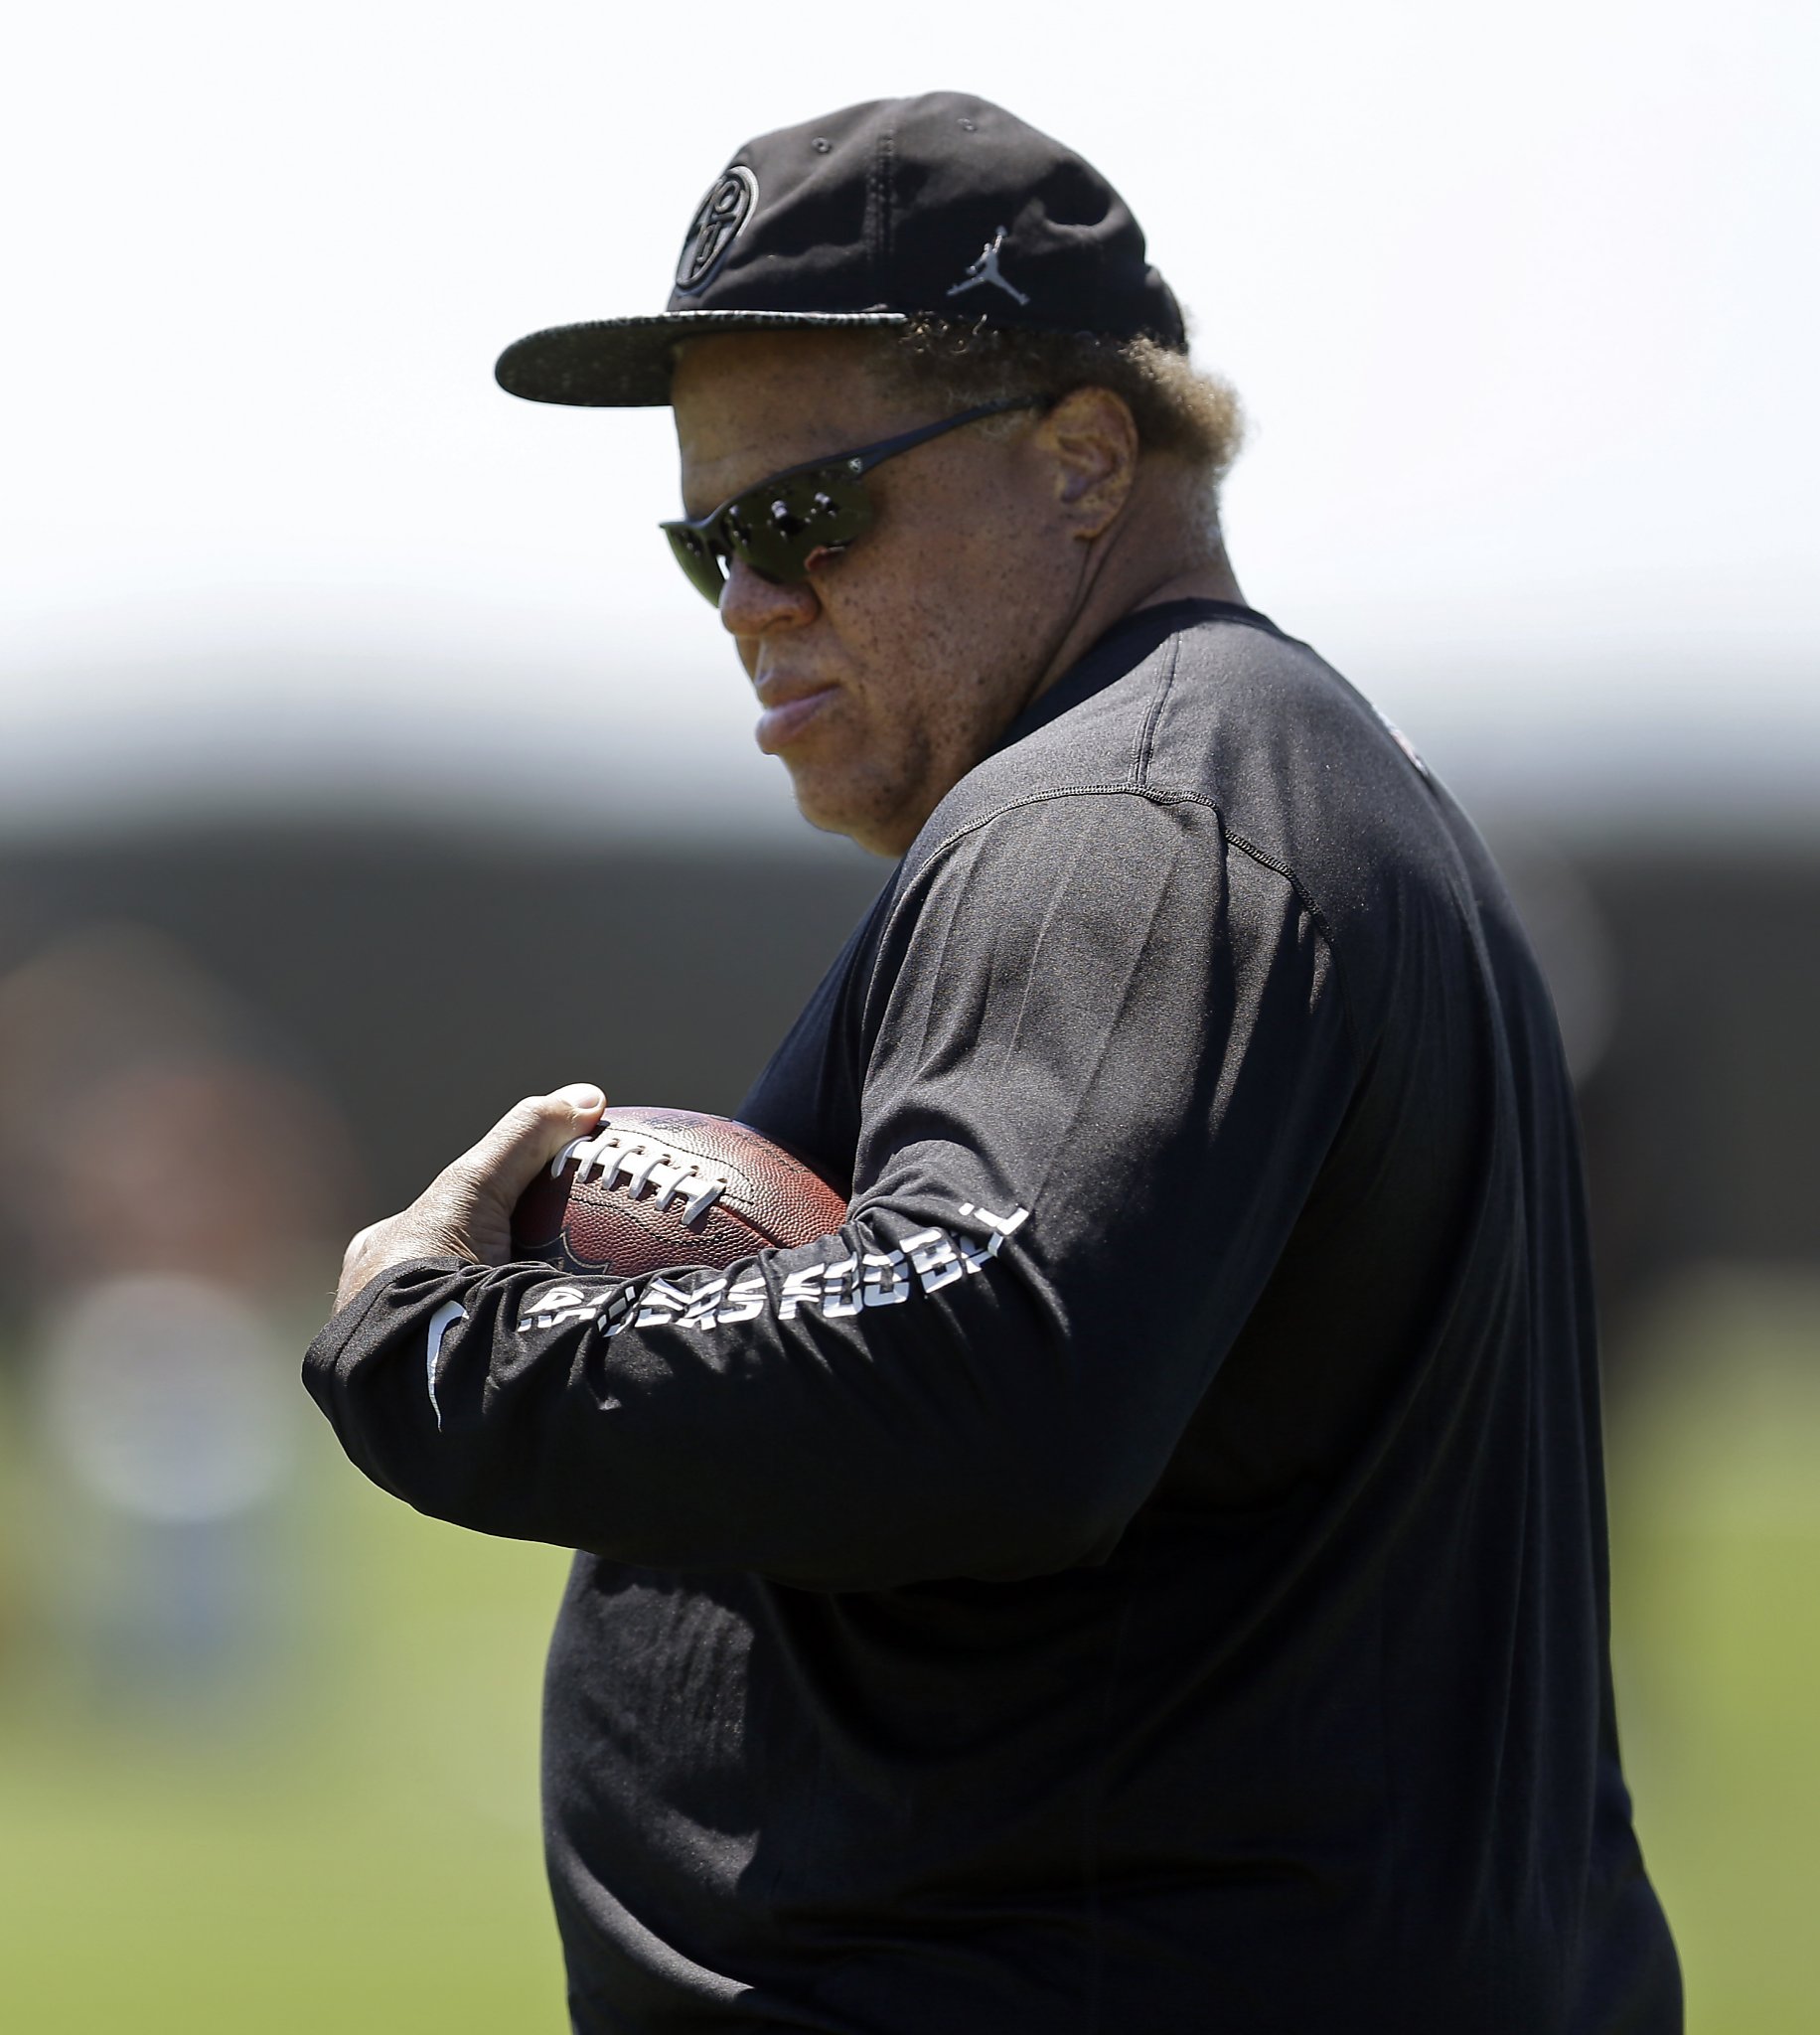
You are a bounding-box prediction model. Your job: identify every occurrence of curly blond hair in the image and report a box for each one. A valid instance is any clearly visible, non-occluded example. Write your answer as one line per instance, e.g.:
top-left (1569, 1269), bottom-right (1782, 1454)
top-left (872, 314), bottom-right (1246, 484)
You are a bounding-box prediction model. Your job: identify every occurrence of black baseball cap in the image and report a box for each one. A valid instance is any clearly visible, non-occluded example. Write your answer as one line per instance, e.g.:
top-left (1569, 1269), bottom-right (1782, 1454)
top-left (495, 91), bottom-right (1185, 408)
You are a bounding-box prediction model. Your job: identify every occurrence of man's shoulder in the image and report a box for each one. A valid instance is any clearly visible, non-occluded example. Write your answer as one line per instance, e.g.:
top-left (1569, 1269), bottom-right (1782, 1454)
top-left (907, 601), bottom-right (1439, 883)
top-left (889, 602), bottom-right (1491, 1034)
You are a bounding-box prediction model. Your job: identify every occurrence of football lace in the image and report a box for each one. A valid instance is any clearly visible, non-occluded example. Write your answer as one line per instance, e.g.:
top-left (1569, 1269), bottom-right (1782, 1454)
top-left (550, 1128), bottom-right (728, 1228)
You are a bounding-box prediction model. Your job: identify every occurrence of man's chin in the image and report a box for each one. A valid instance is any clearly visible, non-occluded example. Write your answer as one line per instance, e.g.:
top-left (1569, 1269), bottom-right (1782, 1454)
top-left (784, 764), bottom-right (913, 860)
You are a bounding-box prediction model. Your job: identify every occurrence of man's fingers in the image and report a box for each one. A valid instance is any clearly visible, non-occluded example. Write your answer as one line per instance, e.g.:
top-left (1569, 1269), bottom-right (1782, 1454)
top-left (329, 1085), bottom-right (610, 1311)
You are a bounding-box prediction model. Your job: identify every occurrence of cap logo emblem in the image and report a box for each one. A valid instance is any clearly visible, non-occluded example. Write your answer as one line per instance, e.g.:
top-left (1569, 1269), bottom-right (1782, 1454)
top-left (946, 227), bottom-right (1030, 307)
top-left (675, 165), bottom-right (758, 297)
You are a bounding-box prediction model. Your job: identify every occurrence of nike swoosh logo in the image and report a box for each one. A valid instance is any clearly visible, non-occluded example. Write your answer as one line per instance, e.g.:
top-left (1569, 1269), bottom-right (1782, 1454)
top-left (425, 1301), bottom-right (468, 1430)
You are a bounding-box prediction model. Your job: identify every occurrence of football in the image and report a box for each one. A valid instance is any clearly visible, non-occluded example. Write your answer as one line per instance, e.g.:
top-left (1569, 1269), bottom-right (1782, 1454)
top-left (511, 1105), bottom-right (847, 1278)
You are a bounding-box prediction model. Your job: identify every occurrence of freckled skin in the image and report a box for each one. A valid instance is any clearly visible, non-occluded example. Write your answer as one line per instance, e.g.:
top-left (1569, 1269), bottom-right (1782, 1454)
top-left (670, 330), bottom-right (1245, 858)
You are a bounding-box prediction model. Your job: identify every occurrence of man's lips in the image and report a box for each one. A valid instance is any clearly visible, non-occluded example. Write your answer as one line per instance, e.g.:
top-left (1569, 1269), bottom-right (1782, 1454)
top-left (754, 683), bottom-right (839, 755)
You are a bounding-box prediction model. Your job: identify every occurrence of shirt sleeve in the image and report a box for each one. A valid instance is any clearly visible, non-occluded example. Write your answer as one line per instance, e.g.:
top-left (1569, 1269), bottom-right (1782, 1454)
top-left (303, 791), bottom-right (1359, 1589)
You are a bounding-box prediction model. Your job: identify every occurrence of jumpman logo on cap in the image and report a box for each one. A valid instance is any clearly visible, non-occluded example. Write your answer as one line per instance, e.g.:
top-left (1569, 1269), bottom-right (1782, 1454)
top-left (946, 227), bottom-right (1030, 306)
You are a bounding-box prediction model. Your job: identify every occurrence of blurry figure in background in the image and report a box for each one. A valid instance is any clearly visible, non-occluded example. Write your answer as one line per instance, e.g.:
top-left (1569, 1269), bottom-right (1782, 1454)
top-left (0, 925), bottom-right (356, 1723)
top-left (35, 1271), bottom-right (291, 1705)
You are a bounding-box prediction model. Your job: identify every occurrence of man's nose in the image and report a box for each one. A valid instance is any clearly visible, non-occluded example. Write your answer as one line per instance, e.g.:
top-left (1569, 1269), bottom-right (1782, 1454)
top-left (719, 554), bottom-right (819, 637)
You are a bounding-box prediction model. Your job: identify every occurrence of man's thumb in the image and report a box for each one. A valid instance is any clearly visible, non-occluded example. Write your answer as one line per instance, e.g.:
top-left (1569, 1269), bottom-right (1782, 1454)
top-left (450, 1084), bottom-right (608, 1207)
top-left (551, 1083), bottom-right (607, 1115)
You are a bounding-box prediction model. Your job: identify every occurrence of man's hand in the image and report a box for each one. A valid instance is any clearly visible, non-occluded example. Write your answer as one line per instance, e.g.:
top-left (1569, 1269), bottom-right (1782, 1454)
top-left (334, 1084), bottom-right (606, 1311)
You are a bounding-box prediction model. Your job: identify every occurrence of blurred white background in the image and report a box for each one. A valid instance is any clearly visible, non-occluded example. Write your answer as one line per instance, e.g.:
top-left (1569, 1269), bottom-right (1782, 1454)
top-left (3, 0), bottom-right (1815, 836)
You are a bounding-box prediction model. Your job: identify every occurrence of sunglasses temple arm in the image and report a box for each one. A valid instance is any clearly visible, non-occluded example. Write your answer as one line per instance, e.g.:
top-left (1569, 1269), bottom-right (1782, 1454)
top-left (849, 394), bottom-right (1046, 476)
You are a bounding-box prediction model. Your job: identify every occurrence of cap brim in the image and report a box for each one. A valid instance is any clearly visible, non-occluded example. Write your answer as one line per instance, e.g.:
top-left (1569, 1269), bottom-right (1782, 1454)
top-left (495, 310), bottom-right (910, 407)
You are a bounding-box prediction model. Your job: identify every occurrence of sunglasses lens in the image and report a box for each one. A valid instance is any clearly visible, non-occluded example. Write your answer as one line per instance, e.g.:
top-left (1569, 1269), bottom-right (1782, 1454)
top-left (664, 523), bottom-right (729, 604)
top-left (662, 463), bottom-right (875, 604)
top-left (728, 467), bottom-right (873, 582)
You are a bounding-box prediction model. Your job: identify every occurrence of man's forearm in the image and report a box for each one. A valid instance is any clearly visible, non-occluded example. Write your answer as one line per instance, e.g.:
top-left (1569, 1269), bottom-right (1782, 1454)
top-left (302, 1202), bottom-right (1134, 1591)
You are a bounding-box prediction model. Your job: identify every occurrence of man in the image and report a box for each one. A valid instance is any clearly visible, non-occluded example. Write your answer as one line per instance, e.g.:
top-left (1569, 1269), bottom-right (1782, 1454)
top-left (307, 93), bottom-right (1681, 2031)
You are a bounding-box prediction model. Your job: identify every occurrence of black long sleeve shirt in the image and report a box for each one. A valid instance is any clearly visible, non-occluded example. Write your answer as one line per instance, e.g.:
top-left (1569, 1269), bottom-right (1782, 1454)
top-left (306, 600), bottom-right (1680, 2033)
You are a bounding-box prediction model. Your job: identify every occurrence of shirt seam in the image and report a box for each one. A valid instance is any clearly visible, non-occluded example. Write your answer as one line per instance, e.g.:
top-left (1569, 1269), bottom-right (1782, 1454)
top-left (1121, 628), bottom-right (1362, 1069)
top-left (1131, 629), bottom-right (1183, 789)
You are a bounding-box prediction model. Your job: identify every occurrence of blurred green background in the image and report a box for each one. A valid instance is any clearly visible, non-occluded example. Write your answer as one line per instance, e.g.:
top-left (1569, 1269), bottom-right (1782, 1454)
top-left (0, 1344), bottom-right (572, 2032)
top-left (2, 1269), bottom-right (1815, 2031)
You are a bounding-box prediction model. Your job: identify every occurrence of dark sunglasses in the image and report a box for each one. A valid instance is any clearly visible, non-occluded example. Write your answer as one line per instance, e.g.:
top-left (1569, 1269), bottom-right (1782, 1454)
top-left (661, 395), bottom-right (1045, 604)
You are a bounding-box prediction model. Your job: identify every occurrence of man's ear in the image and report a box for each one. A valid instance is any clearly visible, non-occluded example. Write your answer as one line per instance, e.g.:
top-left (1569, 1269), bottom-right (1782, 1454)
top-left (1038, 387), bottom-right (1140, 542)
